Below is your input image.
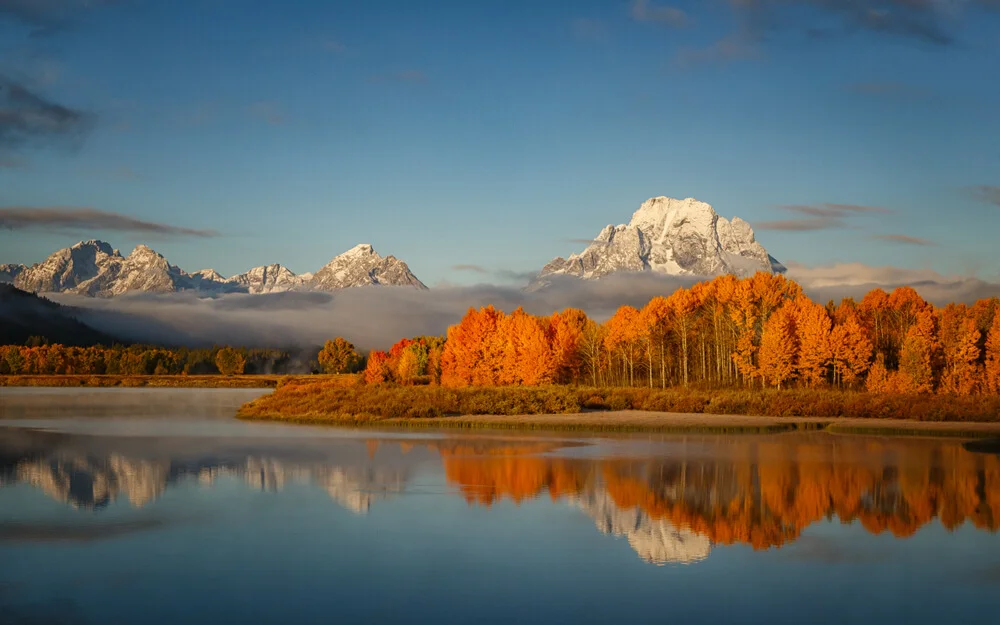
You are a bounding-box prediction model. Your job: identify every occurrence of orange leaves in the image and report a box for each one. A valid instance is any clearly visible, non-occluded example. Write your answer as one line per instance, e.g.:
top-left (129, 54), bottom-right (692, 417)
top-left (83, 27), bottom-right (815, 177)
top-left (792, 297), bottom-right (833, 387)
top-left (549, 308), bottom-right (589, 384)
top-left (441, 306), bottom-right (505, 387)
top-left (758, 305), bottom-right (798, 389)
top-left (830, 310), bottom-right (873, 386)
top-left (440, 306), bottom-right (559, 387)
top-left (393, 273), bottom-right (1000, 395)
top-left (364, 350), bottom-right (391, 385)
top-left (986, 313), bottom-right (1000, 394)
top-left (501, 308), bottom-right (557, 386)
top-left (939, 307), bottom-right (982, 396)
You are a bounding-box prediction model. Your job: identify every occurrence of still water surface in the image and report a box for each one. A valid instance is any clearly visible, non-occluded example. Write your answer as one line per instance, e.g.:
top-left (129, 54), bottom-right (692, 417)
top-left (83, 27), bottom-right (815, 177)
top-left (2, 388), bottom-right (999, 624)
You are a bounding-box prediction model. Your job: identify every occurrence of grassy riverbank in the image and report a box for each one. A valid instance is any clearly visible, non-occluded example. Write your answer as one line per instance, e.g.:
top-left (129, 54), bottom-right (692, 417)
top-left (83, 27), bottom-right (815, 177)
top-left (235, 378), bottom-right (1000, 435)
top-left (0, 374), bottom-right (295, 388)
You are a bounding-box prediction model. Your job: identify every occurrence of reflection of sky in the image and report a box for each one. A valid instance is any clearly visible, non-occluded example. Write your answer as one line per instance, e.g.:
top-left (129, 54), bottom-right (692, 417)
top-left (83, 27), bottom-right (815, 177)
top-left (2, 422), bottom-right (1000, 624)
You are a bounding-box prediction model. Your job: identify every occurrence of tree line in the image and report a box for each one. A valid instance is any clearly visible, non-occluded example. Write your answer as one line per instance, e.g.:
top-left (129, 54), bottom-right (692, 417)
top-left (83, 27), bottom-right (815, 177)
top-left (0, 343), bottom-right (297, 376)
top-left (364, 273), bottom-right (1000, 395)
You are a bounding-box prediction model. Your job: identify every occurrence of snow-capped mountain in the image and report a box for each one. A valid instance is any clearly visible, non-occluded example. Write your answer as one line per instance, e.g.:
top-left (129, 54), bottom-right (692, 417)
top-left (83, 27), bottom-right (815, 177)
top-left (5, 240), bottom-right (425, 297)
top-left (309, 244), bottom-right (426, 290)
top-left (534, 196), bottom-right (783, 288)
top-left (225, 264), bottom-right (305, 294)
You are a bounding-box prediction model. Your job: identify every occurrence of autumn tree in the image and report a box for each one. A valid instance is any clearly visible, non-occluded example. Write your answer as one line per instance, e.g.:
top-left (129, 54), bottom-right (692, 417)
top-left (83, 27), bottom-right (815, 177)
top-left (866, 355), bottom-right (891, 394)
top-left (641, 296), bottom-right (672, 388)
top-left (896, 309), bottom-right (940, 393)
top-left (604, 306), bottom-right (643, 386)
top-left (939, 316), bottom-right (981, 396)
top-left (441, 306), bottom-right (506, 387)
top-left (215, 347), bottom-right (246, 376)
top-left (758, 305), bottom-right (798, 389)
top-left (397, 348), bottom-right (421, 384)
top-left (318, 338), bottom-right (364, 374)
top-left (3, 346), bottom-right (25, 375)
top-left (667, 288), bottom-right (700, 387)
top-left (985, 313), bottom-right (1000, 393)
top-left (493, 309), bottom-right (553, 386)
top-left (548, 308), bottom-right (589, 384)
top-left (364, 350), bottom-right (392, 384)
top-left (830, 311), bottom-right (872, 386)
top-left (793, 297), bottom-right (832, 387)
top-left (578, 318), bottom-right (605, 387)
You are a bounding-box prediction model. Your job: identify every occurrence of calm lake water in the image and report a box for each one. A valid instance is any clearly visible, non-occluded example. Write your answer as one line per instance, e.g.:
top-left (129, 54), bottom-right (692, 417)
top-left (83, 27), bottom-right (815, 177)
top-left (2, 388), bottom-right (999, 625)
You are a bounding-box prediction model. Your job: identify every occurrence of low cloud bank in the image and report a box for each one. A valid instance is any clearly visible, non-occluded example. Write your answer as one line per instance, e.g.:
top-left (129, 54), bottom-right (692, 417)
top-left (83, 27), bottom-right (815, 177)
top-left (53, 269), bottom-right (1000, 350)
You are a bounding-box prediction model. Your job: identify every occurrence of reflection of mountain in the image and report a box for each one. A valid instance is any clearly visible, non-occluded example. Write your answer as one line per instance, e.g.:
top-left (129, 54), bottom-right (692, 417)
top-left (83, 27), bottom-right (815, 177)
top-left (571, 489), bottom-right (711, 566)
top-left (15, 455), bottom-right (168, 509)
top-left (4, 433), bottom-right (1000, 564)
top-left (6, 454), bottom-right (407, 514)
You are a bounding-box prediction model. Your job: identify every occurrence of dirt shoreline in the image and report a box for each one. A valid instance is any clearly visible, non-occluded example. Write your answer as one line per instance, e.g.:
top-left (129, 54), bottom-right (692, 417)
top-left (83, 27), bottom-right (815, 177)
top-left (238, 410), bottom-right (1000, 438)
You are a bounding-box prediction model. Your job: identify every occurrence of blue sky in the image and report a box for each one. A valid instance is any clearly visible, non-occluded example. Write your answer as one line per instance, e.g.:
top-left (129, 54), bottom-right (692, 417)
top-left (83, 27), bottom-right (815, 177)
top-left (2, 0), bottom-right (999, 285)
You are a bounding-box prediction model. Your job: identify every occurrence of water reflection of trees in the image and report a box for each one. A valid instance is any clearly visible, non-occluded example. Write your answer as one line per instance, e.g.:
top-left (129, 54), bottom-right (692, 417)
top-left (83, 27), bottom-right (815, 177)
top-left (438, 437), bottom-right (1000, 550)
top-left (3, 433), bottom-right (999, 558)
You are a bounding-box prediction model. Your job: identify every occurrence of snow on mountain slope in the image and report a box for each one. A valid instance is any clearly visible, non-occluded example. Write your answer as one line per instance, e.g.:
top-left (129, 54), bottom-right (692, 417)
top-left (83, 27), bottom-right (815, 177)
top-left (13, 240), bottom-right (124, 295)
top-left (8, 240), bottom-right (425, 297)
top-left (309, 244), bottom-right (427, 290)
top-left (535, 196), bottom-right (782, 288)
top-left (225, 264), bottom-right (305, 294)
top-left (571, 488), bottom-right (711, 565)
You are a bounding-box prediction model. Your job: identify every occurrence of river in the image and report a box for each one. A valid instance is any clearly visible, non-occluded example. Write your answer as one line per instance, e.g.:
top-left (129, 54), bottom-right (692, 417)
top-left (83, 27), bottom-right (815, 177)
top-left (1, 388), bottom-right (998, 624)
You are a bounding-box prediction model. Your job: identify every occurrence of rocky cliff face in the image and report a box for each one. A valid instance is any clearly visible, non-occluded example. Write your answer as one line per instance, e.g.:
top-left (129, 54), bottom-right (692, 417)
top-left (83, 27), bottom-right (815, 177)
top-left (224, 264), bottom-right (304, 294)
top-left (535, 196), bottom-right (782, 288)
top-left (8, 240), bottom-right (425, 297)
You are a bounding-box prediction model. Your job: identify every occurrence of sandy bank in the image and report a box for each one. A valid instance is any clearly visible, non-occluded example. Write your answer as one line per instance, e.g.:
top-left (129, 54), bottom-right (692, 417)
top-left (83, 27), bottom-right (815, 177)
top-left (240, 410), bottom-right (1000, 437)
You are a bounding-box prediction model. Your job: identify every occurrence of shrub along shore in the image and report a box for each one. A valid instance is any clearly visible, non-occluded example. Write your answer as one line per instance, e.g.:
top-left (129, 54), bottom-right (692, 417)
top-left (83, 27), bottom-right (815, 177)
top-left (235, 377), bottom-right (1000, 436)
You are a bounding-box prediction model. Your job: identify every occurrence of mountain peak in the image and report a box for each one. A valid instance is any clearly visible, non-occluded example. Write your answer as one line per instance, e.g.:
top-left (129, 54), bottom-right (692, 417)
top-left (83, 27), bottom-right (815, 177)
top-left (343, 243), bottom-right (376, 257)
top-left (535, 195), bottom-right (779, 287)
top-left (71, 239), bottom-right (116, 255)
top-left (311, 243), bottom-right (425, 290)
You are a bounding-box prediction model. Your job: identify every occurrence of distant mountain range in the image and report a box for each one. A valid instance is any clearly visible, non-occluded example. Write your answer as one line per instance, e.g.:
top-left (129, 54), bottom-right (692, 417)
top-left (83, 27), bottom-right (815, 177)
top-left (1, 196), bottom-right (782, 297)
top-left (0, 241), bottom-right (425, 297)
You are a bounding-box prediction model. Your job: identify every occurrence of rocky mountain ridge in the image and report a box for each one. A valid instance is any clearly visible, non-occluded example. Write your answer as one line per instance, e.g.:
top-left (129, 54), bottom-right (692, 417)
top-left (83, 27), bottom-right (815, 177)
top-left (1, 240), bottom-right (426, 297)
top-left (534, 196), bottom-right (783, 288)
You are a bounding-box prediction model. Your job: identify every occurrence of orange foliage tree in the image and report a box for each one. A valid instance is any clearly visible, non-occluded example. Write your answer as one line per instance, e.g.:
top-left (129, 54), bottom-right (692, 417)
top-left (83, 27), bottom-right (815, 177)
top-left (345, 271), bottom-right (1000, 396)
